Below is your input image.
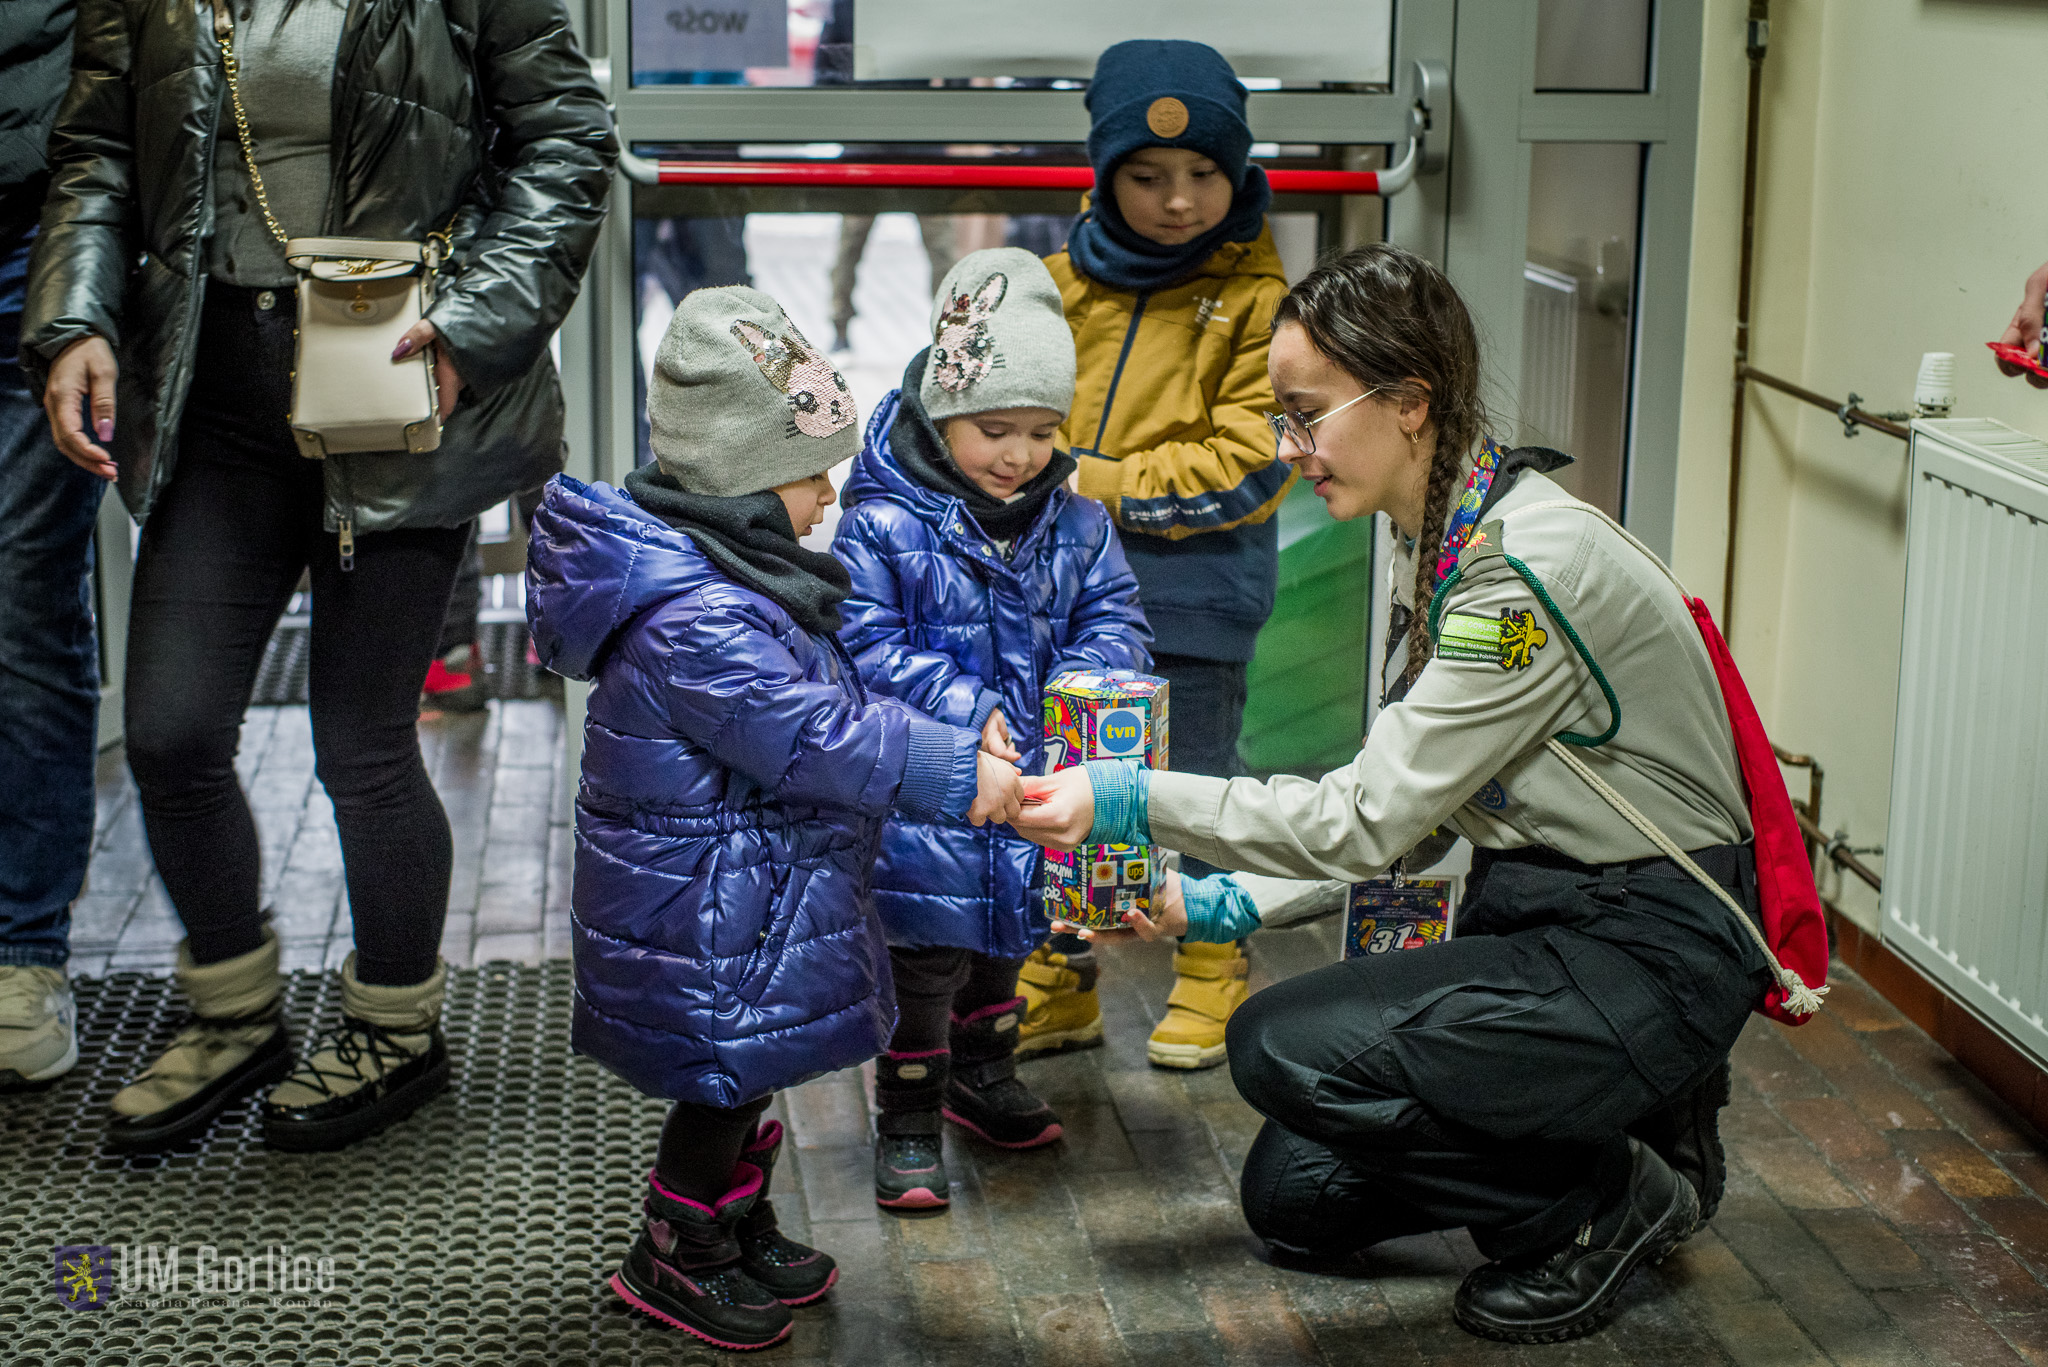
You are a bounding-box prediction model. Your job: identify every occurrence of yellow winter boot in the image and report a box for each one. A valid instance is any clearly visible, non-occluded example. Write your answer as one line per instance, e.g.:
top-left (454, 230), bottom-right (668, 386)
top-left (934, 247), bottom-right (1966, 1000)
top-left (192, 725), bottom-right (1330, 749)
top-left (1146, 941), bottom-right (1249, 1070)
top-left (1015, 944), bottom-right (1103, 1058)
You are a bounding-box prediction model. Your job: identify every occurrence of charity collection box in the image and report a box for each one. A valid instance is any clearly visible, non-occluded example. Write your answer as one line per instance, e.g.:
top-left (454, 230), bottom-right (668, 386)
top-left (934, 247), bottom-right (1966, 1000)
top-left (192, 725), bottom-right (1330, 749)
top-left (1040, 670), bottom-right (1169, 931)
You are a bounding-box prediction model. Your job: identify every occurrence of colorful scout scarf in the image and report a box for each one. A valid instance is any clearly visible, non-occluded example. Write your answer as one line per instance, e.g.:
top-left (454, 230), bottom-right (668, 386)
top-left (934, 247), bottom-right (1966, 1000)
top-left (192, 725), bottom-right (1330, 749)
top-left (1434, 437), bottom-right (1507, 585)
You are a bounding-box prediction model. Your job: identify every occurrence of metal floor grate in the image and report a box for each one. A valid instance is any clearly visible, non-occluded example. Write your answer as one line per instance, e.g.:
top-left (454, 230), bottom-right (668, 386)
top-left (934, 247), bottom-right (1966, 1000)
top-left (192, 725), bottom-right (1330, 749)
top-left (0, 962), bottom-right (730, 1366)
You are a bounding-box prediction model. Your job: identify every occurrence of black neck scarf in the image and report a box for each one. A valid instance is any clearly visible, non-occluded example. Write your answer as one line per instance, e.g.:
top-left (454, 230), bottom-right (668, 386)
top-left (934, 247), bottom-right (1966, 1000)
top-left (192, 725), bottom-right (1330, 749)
top-left (886, 350), bottom-right (1077, 545)
top-left (1065, 166), bottom-right (1272, 293)
top-left (623, 465), bottom-right (852, 636)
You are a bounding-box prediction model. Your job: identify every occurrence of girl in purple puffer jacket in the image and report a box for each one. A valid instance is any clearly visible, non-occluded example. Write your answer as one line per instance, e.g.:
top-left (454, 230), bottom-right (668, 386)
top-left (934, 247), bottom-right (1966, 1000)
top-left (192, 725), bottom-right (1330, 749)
top-left (526, 287), bottom-right (1021, 1352)
top-left (834, 250), bottom-right (1151, 1212)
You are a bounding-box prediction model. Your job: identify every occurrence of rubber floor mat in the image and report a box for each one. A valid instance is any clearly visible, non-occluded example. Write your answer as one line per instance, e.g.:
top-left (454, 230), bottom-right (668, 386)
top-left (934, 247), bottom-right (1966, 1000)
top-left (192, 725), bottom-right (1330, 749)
top-left (0, 962), bottom-right (731, 1366)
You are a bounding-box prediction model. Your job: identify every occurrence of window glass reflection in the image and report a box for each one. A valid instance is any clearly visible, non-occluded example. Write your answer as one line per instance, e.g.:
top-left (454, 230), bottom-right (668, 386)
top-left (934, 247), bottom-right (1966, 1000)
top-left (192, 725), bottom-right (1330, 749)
top-left (1534, 0), bottom-right (1652, 92)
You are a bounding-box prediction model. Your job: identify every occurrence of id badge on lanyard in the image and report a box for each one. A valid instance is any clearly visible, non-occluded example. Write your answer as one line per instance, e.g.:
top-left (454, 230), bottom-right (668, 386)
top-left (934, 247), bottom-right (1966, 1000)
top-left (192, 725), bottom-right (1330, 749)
top-left (1344, 873), bottom-right (1455, 958)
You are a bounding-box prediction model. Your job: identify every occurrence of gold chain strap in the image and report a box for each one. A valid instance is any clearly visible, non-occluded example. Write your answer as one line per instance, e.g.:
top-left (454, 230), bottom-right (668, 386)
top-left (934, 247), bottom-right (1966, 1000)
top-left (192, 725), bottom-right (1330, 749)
top-left (217, 17), bottom-right (293, 249)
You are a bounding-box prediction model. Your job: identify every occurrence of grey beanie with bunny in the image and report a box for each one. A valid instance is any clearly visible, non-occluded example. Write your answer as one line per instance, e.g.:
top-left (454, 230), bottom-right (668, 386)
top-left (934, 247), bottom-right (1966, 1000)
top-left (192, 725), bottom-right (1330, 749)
top-left (919, 248), bottom-right (1077, 425)
top-left (648, 285), bottom-right (861, 496)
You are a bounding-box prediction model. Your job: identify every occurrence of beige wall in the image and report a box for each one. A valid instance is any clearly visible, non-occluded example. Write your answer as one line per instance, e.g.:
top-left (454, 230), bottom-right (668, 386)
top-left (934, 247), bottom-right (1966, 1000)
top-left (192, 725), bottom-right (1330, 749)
top-left (1673, 0), bottom-right (2048, 928)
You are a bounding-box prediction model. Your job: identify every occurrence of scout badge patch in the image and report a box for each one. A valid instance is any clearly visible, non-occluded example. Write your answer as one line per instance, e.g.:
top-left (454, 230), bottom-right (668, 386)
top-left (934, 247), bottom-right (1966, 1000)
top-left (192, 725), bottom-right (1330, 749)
top-left (1436, 607), bottom-right (1548, 670)
top-left (1344, 877), bottom-right (1455, 958)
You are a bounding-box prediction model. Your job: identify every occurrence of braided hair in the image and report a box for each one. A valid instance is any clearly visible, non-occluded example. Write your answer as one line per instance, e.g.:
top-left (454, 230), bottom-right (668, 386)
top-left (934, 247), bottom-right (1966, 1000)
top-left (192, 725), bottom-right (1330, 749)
top-left (1271, 244), bottom-right (1488, 692)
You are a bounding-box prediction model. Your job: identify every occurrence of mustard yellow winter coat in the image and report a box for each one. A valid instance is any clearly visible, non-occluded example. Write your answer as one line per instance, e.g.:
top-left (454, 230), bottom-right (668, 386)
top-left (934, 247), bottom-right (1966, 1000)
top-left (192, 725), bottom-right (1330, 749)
top-left (1047, 224), bottom-right (1294, 541)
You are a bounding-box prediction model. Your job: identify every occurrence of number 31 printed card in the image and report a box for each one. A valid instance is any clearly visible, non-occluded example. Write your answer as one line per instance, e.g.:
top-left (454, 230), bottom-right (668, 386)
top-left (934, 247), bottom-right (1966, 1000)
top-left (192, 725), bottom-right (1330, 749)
top-left (1344, 878), bottom-right (1456, 958)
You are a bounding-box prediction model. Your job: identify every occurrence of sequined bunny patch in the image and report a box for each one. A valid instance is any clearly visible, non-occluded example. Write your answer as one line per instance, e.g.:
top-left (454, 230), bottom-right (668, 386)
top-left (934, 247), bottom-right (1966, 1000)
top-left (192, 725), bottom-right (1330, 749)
top-left (930, 272), bottom-right (1007, 393)
top-left (730, 319), bottom-right (856, 438)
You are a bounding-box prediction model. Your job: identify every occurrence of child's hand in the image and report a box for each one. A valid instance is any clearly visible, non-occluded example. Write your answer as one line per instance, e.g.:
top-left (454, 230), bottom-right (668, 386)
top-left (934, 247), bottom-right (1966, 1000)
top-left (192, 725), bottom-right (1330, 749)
top-left (1013, 768), bottom-right (1093, 851)
top-left (968, 752), bottom-right (1024, 827)
top-left (980, 709), bottom-right (1021, 763)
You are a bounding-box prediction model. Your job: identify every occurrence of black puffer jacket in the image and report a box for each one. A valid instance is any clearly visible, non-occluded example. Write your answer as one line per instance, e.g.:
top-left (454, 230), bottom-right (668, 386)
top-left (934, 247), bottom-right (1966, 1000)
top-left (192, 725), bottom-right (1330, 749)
top-left (22, 0), bottom-right (617, 533)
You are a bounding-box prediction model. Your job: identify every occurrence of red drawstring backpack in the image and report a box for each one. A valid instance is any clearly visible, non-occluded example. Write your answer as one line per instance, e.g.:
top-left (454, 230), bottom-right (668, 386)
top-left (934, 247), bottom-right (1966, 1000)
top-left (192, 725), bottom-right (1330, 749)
top-left (1682, 599), bottom-right (1831, 1023)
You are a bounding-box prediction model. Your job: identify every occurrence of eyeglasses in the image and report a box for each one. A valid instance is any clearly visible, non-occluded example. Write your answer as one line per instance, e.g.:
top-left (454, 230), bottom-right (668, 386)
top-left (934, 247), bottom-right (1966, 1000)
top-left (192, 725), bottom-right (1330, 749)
top-left (1265, 387), bottom-right (1383, 456)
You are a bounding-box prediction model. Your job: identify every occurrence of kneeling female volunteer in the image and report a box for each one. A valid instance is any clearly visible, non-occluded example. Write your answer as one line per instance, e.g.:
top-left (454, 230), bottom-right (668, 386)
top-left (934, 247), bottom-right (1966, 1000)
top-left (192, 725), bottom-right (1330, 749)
top-left (1017, 244), bottom-right (1775, 1344)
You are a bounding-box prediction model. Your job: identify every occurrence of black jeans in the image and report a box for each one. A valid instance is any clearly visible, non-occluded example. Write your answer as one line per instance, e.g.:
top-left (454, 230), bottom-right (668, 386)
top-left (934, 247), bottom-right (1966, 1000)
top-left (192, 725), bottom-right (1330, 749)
top-left (123, 284), bottom-right (468, 984)
top-left (887, 946), bottom-right (1025, 1055)
top-left (1228, 849), bottom-right (1768, 1261)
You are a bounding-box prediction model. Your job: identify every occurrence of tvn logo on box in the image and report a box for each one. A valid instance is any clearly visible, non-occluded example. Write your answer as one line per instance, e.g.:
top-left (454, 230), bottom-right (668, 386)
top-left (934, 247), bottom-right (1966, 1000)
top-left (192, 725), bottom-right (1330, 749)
top-left (1096, 708), bottom-right (1146, 757)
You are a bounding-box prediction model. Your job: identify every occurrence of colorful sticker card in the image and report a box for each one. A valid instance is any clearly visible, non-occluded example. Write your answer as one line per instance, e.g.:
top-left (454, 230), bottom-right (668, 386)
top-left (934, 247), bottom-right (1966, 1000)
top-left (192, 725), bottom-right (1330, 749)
top-left (1041, 670), bottom-right (1169, 930)
top-left (1344, 878), bottom-right (1455, 958)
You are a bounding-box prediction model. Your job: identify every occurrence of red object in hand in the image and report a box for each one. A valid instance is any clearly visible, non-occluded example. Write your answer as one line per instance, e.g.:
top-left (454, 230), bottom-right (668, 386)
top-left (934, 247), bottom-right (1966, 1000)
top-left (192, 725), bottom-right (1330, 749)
top-left (1988, 340), bottom-right (2048, 382)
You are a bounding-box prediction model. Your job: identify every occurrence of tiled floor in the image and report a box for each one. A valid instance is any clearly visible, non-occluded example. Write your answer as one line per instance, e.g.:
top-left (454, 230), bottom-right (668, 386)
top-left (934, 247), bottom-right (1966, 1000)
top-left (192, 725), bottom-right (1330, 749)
top-left (73, 700), bottom-right (572, 977)
top-left (68, 699), bottom-right (2048, 1363)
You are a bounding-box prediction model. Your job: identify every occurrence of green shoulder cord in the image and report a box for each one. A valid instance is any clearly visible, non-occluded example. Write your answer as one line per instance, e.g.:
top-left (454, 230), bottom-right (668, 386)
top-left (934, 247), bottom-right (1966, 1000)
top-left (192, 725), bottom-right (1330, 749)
top-left (1425, 548), bottom-right (1621, 748)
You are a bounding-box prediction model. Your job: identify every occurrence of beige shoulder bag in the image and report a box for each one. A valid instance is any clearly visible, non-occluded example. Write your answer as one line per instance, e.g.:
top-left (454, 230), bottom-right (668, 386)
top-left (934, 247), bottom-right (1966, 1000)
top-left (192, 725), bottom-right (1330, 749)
top-left (217, 5), bottom-right (447, 459)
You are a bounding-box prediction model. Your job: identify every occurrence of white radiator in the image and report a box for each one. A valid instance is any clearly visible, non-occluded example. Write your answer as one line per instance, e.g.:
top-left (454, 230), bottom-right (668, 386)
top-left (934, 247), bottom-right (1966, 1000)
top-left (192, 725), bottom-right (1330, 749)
top-left (1884, 418), bottom-right (2048, 1062)
top-left (1520, 262), bottom-right (1579, 451)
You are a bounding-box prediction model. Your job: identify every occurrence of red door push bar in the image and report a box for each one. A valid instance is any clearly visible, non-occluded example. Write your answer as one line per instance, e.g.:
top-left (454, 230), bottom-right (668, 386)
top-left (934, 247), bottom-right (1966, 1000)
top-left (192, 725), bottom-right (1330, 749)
top-left (616, 138), bottom-right (1421, 196)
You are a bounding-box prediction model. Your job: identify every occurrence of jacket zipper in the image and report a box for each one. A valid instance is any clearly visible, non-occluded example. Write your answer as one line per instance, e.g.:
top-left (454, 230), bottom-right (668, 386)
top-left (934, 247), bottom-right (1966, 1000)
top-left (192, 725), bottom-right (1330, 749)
top-left (1085, 292), bottom-right (1150, 459)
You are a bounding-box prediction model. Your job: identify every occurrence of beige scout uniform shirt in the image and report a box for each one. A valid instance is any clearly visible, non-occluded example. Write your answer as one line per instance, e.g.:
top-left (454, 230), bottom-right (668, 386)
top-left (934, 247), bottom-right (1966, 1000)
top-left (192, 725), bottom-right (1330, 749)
top-left (1148, 470), bottom-right (1752, 882)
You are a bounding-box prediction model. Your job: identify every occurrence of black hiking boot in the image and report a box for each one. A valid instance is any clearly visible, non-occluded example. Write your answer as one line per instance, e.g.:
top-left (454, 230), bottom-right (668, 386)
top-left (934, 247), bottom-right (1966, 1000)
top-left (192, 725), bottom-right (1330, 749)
top-left (735, 1118), bottom-right (838, 1304)
top-left (943, 996), bottom-right (1062, 1149)
top-left (1453, 1139), bottom-right (1698, 1344)
top-left (874, 1050), bottom-right (950, 1211)
top-left (611, 1162), bottom-right (793, 1351)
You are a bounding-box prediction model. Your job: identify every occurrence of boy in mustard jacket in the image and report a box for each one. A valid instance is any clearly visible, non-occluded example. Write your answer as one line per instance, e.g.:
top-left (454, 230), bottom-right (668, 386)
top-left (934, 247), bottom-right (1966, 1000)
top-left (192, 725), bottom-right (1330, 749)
top-left (1022, 40), bottom-right (1292, 1070)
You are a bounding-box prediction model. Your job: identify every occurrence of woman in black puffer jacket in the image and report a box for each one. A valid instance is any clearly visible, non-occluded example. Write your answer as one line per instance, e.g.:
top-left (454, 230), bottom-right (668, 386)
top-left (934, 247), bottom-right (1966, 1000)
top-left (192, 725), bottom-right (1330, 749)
top-left (21, 0), bottom-right (615, 1154)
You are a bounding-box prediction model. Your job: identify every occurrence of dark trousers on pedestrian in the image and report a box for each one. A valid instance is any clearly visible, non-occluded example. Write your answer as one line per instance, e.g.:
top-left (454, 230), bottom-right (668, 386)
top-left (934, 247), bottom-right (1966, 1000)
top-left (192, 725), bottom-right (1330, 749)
top-left (122, 283), bottom-right (468, 984)
top-left (0, 229), bottom-right (104, 967)
top-left (1229, 847), bottom-right (1769, 1262)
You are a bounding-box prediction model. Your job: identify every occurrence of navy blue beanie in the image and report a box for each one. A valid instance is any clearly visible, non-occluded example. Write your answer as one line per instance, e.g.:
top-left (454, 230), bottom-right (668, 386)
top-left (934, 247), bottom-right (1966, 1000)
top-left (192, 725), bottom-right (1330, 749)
top-left (1085, 40), bottom-right (1254, 189)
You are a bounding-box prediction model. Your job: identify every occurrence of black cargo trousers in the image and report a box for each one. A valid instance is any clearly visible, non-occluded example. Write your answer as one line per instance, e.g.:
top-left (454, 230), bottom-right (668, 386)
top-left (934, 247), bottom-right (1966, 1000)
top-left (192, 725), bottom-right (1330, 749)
top-left (1227, 845), bottom-right (1773, 1262)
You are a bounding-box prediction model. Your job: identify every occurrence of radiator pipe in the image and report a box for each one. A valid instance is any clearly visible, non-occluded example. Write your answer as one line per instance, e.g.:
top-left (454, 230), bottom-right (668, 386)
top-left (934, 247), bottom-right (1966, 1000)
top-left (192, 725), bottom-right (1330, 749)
top-left (1774, 744), bottom-right (1883, 893)
top-left (1740, 365), bottom-right (1911, 442)
top-left (1792, 809), bottom-right (1885, 893)
top-left (1724, 2), bottom-right (1770, 631)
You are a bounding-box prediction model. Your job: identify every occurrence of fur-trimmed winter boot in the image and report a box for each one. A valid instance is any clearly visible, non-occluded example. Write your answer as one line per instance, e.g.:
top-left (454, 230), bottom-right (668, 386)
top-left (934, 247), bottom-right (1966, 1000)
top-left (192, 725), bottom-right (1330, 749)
top-left (108, 928), bottom-right (292, 1151)
top-left (261, 953), bottom-right (450, 1151)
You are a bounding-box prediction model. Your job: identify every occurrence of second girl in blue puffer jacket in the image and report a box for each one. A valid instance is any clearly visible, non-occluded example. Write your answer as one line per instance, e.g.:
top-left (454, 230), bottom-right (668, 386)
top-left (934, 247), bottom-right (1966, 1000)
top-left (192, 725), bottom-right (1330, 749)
top-left (833, 249), bottom-right (1151, 1212)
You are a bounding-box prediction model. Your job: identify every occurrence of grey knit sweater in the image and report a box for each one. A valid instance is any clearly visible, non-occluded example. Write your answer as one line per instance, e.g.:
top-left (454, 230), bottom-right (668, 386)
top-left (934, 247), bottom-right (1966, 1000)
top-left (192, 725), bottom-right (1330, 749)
top-left (208, 0), bottom-right (347, 287)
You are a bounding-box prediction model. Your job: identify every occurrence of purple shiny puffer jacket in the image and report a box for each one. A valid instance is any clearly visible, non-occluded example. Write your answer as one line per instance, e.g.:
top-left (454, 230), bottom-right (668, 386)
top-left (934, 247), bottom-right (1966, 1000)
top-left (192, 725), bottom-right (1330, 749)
top-left (834, 392), bottom-right (1152, 958)
top-left (526, 476), bottom-right (975, 1106)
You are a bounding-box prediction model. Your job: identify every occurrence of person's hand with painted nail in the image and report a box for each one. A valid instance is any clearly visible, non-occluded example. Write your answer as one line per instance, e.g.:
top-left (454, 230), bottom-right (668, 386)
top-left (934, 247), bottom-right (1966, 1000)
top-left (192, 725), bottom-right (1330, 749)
top-left (43, 335), bottom-right (120, 479)
top-left (980, 708), bottom-right (1022, 763)
top-left (1998, 260), bottom-right (2048, 388)
top-left (391, 319), bottom-right (465, 419)
top-left (1013, 768), bottom-right (1094, 851)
